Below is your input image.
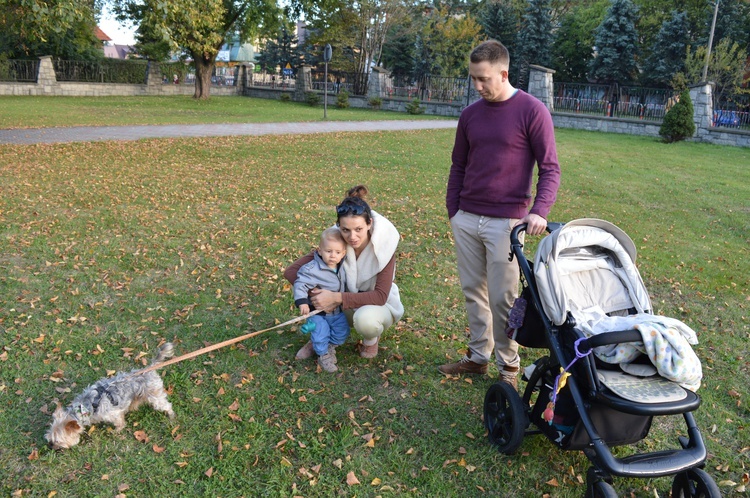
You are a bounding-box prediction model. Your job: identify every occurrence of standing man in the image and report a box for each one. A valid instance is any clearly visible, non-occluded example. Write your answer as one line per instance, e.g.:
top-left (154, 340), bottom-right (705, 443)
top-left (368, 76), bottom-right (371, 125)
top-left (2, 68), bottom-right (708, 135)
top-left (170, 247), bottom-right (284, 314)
top-left (439, 40), bottom-right (561, 388)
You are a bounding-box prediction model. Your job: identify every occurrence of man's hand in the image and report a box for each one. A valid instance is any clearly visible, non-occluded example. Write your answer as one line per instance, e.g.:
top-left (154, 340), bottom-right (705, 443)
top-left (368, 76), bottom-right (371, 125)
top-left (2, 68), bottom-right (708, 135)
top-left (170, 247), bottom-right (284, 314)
top-left (516, 213), bottom-right (547, 235)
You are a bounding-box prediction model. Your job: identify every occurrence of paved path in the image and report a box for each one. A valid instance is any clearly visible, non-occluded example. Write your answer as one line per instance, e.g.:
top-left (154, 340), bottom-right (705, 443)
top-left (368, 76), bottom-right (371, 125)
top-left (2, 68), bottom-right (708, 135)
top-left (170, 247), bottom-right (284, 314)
top-left (0, 120), bottom-right (458, 145)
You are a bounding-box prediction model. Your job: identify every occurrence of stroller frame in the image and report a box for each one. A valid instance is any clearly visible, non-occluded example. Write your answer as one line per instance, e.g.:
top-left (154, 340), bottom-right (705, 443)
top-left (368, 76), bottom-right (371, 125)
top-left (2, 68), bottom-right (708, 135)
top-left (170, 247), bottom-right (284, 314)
top-left (483, 222), bottom-right (719, 497)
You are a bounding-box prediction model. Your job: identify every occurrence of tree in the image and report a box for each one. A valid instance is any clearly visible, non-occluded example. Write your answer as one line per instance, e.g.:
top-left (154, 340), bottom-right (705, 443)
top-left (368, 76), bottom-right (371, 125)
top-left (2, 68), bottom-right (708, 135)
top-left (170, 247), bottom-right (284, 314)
top-left (679, 38), bottom-right (748, 106)
top-left (659, 89), bottom-right (695, 142)
top-left (477, 0), bottom-right (519, 54)
top-left (0, 0), bottom-right (103, 59)
top-left (551, 0), bottom-right (608, 82)
top-left (256, 24), bottom-right (302, 72)
top-left (302, 0), bottom-right (406, 93)
top-left (588, 0), bottom-right (640, 84)
top-left (113, 0), bottom-right (280, 99)
top-left (428, 7), bottom-right (482, 78)
top-left (642, 10), bottom-right (690, 87)
top-left (514, 0), bottom-right (554, 89)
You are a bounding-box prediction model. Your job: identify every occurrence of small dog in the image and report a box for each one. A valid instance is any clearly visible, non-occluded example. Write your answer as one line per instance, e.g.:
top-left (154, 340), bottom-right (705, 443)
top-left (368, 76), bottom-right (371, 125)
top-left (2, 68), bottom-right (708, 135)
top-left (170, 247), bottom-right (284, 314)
top-left (45, 342), bottom-right (175, 450)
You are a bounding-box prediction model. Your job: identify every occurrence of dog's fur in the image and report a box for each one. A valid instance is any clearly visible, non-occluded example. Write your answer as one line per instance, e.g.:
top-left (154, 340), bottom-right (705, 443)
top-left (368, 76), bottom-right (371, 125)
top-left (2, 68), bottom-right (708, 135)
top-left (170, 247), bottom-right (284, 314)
top-left (45, 343), bottom-right (175, 450)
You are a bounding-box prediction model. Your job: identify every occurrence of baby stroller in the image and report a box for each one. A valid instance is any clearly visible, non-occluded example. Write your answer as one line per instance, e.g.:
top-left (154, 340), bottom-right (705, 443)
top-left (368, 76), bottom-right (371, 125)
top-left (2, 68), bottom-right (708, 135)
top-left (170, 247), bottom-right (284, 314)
top-left (483, 219), bottom-right (719, 497)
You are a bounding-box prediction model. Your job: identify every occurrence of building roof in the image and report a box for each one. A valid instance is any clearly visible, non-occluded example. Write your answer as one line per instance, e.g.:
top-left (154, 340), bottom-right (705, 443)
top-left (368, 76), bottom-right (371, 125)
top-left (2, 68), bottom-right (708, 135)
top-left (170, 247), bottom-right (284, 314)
top-left (103, 45), bottom-right (133, 59)
top-left (95, 26), bottom-right (112, 42)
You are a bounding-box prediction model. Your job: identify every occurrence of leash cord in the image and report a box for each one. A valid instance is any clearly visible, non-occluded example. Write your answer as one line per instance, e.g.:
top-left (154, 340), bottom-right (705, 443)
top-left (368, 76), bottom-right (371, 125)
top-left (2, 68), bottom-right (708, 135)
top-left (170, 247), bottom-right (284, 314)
top-left (133, 310), bottom-right (323, 376)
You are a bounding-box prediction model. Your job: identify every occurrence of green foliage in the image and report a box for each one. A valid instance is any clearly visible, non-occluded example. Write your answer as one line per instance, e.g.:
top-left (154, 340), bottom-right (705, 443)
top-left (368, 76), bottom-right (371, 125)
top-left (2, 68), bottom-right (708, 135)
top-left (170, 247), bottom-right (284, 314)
top-left (551, 1), bottom-right (608, 83)
top-left (305, 91), bottom-right (321, 106)
top-left (279, 93), bottom-right (291, 102)
top-left (588, 0), bottom-right (640, 84)
top-left (477, 0), bottom-right (519, 54)
top-left (405, 97), bottom-right (425, 114)
top-left (642, 10), bottom-right (690, 87)
top-left (256, 24), bottom-right (302, 73)
top-left (336, 91), bottom-right (350, 108)
top-left (112, 0), bottom-right (282, 98)
top-left (659, 90), bottom-right (695, 142)
top-left (0, 0), bottom-right (103, 59)
top-left (679, 39), bottom-right (749, 105)
top-left (515, 0), bottom-right (554, 88)
top-left (368, 96), bottom-right (383, 109)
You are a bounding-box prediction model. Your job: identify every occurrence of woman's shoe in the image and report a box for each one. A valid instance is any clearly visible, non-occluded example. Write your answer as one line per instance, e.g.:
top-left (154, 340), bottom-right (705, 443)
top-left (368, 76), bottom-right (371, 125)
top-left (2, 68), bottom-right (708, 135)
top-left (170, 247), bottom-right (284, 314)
top-left (358, 339), bottom-right (379, 359)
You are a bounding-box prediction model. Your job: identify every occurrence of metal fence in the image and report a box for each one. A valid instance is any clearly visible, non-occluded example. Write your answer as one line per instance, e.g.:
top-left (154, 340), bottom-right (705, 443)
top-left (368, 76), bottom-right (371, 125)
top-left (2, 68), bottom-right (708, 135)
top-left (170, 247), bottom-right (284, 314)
top-left (553, 82), bottom-right (674, 122)
top-left (53, 59), bottom-right (148, 84)
top-left (0, 59), bottom-right (40, 82)
top-left (713, 94), bottom-right (750, 129)
top-left (251, 71), bottom-right (296, 89)
top-left (310, 70), bottom-right (369, 96)
top-left (384, 75), bottom-right (475, 104)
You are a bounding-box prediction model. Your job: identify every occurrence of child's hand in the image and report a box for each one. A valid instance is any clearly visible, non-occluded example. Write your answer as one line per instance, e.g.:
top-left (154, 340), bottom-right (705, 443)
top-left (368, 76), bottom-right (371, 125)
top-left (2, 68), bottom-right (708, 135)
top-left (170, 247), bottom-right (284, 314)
top-left (300, 304), bottom-right (310, 315)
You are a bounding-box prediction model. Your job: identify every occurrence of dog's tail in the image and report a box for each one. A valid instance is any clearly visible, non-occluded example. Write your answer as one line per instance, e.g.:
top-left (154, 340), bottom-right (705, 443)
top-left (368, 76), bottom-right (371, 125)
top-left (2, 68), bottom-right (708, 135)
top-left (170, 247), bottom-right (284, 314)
top-left (152, 342), bottom-right (175, 365)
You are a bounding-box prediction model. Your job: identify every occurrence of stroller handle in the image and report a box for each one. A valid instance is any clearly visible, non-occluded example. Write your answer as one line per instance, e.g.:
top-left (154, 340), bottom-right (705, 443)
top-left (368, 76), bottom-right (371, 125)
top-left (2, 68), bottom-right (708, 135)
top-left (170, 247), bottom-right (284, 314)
top-left (509, 221), bottom-right (564, 262)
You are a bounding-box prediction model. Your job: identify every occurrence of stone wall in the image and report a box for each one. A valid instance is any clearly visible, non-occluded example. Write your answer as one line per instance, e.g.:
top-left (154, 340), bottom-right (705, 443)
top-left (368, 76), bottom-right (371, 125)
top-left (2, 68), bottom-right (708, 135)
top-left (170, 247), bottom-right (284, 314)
top-left (0, 56), bottom-right (242, 97)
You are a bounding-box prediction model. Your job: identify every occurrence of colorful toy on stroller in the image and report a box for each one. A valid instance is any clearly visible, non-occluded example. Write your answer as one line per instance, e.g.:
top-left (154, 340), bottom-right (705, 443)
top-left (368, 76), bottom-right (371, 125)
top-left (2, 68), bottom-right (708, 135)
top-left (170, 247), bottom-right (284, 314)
top-left (483, 219), bottom-right (720, 497)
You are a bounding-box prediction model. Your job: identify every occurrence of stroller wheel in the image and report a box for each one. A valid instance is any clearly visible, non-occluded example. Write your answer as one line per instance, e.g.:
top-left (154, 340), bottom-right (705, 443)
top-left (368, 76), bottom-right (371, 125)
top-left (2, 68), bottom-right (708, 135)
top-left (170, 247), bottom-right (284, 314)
top-left (671, 468), bottom-right (721, 498)
top-left (483, 381), bottom-right (525, 454)
top-left (585, 468), bottom-right (617, 498)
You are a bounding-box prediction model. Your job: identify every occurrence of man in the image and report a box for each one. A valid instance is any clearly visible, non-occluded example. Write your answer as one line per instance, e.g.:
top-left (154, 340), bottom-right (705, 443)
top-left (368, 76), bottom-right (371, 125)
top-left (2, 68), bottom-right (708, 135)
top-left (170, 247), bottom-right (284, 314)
top-left (439, 40), bottom-right (561, 388)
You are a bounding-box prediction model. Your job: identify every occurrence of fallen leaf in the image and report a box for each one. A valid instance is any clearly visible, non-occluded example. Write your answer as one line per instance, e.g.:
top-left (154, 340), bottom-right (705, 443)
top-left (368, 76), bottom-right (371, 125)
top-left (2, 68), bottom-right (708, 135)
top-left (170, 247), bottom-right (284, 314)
top-left (546, 477), bottom-right (559, 486)
top-left (333, 458), bottom-right (343, 469)
top-left (118, 483), bottom-right (130, 492)
top-left (371, 477), bottom-right (382, 486)
top-left (228, 399), bottom-right (240, 411)
top-left (28, 448), bottom-right (39, 461)
top-left (152, 444), bottom-right (165, 453)
top-left (205, 467), bottom-right (214, 478)
top-left (134, 431), bottom-right (149, 442)
top-left (346, 471), bottom-right (360, 485)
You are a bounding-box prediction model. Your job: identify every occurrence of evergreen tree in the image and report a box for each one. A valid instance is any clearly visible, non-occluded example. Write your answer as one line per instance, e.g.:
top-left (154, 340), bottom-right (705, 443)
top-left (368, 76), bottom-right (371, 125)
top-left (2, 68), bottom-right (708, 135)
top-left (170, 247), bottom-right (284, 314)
top-left (659, 89), bottom-right (695, 142)
top-left (257, 25), bottom-right (302, 72)
top-left (709, 0), bottom-right (750, 51)
top-left (477, 0), bottom-right (518, 55)
top-left (642, 10), bottom-right (690, 87)
top-left (588, 0), bottom-right (640, 84)
top-left (514, 0), bottom-right (554, 89)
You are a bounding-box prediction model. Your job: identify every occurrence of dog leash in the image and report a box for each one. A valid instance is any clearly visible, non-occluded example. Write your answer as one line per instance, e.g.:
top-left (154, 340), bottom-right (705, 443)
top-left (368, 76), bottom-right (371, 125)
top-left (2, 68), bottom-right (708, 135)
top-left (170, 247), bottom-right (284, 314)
top-left (133, 310), bottom-right (323, 376)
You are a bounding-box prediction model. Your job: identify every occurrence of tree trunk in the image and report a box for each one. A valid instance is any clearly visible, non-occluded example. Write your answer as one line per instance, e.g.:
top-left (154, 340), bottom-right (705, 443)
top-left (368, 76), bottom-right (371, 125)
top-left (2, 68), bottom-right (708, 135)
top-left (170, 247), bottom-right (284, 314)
top-left (193, 53), bottom-right (215, 100)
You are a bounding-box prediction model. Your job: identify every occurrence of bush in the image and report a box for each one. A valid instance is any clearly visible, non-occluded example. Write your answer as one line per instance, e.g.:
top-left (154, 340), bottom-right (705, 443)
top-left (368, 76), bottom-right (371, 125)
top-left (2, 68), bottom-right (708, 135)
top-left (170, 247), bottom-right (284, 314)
top-left (659, 90), bottom-right (695, 143)
top-left (336, 91), bottom-right (350, 108)
top-left (279, 93), bottom-right (291, 102)
top-left (405, 98), bottom-right (425, 115)
top-left (305, 92), bottom-right (321, 107)
top-left (368, 97), bottom-right (382, 109)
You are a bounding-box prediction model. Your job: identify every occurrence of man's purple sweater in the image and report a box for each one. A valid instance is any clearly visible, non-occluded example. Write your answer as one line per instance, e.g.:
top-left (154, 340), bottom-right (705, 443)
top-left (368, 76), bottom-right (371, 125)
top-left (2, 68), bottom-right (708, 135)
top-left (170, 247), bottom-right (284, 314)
top-left (447, 90), bottom-right (561, 220)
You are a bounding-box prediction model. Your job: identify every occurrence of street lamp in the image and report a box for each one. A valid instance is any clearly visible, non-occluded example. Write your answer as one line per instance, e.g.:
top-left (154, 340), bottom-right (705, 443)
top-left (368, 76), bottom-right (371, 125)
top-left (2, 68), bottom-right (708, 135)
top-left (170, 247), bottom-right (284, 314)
top-left (702, 0), bottom-right (720, 82)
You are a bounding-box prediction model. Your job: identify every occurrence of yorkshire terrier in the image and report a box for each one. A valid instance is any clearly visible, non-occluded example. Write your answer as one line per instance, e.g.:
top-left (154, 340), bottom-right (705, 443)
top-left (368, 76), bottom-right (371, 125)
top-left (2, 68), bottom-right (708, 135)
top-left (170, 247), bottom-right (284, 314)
top-left (45, 342), bottom-right (175, 450)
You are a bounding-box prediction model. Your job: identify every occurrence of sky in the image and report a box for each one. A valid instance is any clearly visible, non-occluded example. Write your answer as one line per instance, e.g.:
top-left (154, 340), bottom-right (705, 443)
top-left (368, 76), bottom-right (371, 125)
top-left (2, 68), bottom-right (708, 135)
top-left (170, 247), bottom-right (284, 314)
top-left (98, 7), bottom-right (137, 46)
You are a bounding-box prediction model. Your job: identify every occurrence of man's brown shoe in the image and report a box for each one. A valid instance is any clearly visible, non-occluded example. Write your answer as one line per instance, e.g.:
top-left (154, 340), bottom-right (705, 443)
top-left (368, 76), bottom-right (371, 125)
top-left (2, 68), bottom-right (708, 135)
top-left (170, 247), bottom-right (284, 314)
top-left (438, 356), bottom-right (488, 375)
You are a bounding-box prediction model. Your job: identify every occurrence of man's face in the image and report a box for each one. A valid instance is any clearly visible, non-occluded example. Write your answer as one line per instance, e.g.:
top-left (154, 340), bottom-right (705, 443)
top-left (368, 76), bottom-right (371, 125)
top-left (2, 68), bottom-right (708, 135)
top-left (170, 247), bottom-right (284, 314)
top-left (469, 60), bottom-right (507, 102)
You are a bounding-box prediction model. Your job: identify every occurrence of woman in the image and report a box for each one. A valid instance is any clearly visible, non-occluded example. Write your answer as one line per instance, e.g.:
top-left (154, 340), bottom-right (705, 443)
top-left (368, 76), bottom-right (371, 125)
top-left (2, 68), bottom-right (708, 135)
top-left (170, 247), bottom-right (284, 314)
top-left (284, 185), bottom-right (404, 359)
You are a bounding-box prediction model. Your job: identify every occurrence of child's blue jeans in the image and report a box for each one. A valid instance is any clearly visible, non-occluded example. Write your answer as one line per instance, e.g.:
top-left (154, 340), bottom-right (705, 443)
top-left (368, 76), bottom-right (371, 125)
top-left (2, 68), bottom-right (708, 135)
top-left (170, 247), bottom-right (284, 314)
top-left (309, 313), bottom-right (350, 356)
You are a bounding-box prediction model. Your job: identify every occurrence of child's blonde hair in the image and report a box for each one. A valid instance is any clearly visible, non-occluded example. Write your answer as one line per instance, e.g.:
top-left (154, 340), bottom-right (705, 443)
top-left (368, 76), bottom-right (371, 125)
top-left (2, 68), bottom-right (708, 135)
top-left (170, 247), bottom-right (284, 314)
top-left (320, 226), bottom-right (346, 247)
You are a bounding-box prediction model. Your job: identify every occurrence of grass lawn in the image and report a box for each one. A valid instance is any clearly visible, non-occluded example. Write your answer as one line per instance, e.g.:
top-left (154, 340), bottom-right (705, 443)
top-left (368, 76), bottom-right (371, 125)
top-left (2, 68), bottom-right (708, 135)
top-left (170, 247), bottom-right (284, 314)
top-left (0, 109), bottom-right (748, 497)
top-left (0, 95), bottom-right (446, 129)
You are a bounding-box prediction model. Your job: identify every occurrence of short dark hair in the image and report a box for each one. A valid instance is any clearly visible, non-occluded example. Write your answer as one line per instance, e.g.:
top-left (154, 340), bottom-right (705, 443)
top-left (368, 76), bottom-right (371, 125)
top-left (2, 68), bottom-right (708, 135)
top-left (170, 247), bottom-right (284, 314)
top-left (470, 40), bottom-right (510, 68)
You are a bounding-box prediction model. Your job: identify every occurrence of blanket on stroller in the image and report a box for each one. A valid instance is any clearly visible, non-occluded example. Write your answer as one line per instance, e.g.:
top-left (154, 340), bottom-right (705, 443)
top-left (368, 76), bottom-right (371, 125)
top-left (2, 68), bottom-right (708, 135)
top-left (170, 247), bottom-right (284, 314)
top-left (572, 307), bottom-right (703, 392)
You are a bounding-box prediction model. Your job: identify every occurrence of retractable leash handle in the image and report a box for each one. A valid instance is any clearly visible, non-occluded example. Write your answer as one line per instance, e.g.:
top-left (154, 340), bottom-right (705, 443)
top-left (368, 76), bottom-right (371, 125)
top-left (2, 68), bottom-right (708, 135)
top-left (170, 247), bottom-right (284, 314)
top-left (133, 310), bottom-right (324, 376)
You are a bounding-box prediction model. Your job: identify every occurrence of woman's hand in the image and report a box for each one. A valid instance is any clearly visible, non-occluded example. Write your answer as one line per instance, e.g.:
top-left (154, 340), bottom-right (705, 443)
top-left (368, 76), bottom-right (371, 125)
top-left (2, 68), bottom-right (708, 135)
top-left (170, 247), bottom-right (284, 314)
top-left (309, 288), bottom-right (342, 312)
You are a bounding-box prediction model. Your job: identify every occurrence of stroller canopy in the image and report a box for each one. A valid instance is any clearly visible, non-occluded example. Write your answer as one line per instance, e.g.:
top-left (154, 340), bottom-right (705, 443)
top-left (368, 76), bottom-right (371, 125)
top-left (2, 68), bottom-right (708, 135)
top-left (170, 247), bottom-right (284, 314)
top-left (533, 219), bottom-right (652, 326)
